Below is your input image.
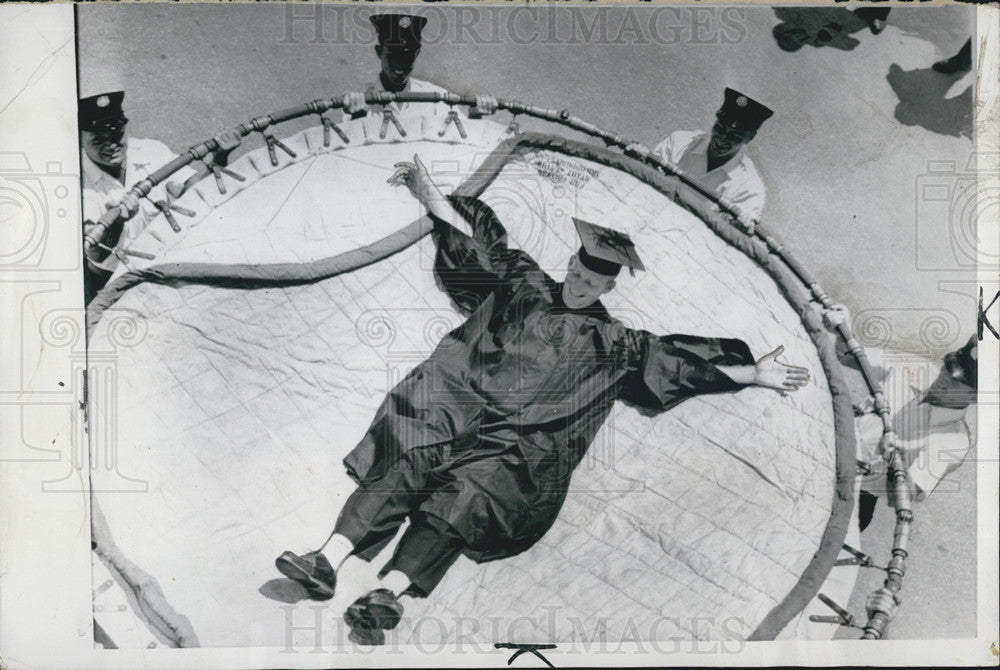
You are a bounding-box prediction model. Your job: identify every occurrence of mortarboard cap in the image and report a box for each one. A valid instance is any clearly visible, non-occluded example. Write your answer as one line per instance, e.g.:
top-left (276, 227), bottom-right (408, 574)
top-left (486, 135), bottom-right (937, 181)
top-left (717, 87), bottom-right (774, 131)
top-left (573, 218), bottom-right (645, 277)
top-left (78, 91), bottom-right (127, 134)
top-left (370, 14), bottom-right (427, 51)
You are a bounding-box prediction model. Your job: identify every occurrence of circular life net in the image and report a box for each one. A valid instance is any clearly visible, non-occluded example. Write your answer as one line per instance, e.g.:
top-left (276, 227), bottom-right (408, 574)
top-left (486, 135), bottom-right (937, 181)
top-left (87, 103), bottom-right (859, 648)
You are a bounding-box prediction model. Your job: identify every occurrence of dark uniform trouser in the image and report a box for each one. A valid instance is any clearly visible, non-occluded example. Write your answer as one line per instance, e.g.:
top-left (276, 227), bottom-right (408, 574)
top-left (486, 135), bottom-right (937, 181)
top-left (334, 444), bottom-right (465, 598)
top-left (84, 265), bottom-right (112, 305)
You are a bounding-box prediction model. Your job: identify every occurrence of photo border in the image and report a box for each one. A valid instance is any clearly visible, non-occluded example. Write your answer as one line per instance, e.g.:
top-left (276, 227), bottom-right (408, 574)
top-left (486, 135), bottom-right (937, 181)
top-left (0, 2), bottom-right (996, 668)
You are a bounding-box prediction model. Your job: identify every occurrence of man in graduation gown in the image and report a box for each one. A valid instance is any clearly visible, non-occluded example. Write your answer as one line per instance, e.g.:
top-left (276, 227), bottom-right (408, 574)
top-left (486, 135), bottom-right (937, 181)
top-left (276, 155), bottom-right (810, 645)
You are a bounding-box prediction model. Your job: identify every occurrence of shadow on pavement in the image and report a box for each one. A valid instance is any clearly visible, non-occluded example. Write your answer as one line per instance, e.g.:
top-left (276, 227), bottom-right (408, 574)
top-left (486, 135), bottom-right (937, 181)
top-left (772, 7), bottom-right (888, 53)
top-left (260, 578), bottom-right (315, 604)
top-left (886, 63), bottom-right (973, 140)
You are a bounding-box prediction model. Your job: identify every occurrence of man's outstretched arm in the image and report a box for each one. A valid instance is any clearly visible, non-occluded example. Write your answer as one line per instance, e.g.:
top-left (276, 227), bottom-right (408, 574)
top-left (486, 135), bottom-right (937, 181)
top-left (716, 345), bottom-right (810, 392)
top-left (388, 154), bottom-right (474, 238)
top-left (389, 153), bottom-right (537, 280)
top-left (618, 333), bottom-right (810, 412)
top-left (388, 153), bottom-right (539, 315)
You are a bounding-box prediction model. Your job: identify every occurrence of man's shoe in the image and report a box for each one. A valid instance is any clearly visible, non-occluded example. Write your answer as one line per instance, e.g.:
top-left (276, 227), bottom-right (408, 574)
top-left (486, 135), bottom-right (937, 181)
top-left (344, 588), bottom-right (404, 646)
top-left (275, 550), bottom-right (337, 600)
top-left (855, 8), bottom-right (890, 35)
top-left (932, 56), bottom-right (971, 75)
top-left (933, 41), bottom-right (973, 75)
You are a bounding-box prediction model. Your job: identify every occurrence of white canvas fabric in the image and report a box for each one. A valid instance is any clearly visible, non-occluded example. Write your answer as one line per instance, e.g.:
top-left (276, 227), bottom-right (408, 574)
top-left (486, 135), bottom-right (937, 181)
top-left (89, 115), bottom-right (844, 648)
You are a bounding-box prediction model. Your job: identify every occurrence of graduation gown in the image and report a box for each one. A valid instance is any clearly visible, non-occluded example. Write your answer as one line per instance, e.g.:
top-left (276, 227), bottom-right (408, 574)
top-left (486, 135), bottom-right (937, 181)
top-left (342, 195), bottom-right (755, 562)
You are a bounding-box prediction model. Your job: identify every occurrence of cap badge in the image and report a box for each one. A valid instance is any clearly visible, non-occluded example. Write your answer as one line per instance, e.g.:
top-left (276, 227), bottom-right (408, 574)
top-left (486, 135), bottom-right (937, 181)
top-left (736, 95), bottom-right (748, 107)
top-left (97, 95), bottom-right (110, 108)
top-left (399, 16), bottom-right (411, 28)
top-left (593, 227), bottom-right (635, 255)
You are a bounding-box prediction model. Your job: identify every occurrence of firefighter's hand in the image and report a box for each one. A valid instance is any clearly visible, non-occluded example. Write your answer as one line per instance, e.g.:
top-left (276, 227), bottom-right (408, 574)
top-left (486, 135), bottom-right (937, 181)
top-left (866, 587), bottom-right (901, 622)
top-left (625, 142), bottom-right (651, 157)
top-left (211, 129), bottom-right (242, 166)
top-left (473, 95), bottom-right (498, 116)
top-left (165, 181), bottom-right (185, 199)
top-left (344, 91), bottom-right (368, 116)
top-left (823, 303), bottom-right (851, 330)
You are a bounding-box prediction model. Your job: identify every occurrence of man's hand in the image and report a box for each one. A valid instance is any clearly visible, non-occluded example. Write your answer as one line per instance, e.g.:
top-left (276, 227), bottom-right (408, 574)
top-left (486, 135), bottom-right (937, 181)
top-left (83, 205), bottom-right (126, 262)
top-left (624, 142), bottom-right (651, 157)
top-left (734, 210), bottom-right (756, 236)
top-left (472, 95), bottom-right (498, 117)
top-left (210, 129), bottom-right (242, 167)
top-left (705, 202), bottom-right (726, 222)
top-left (388, 154), bottom-right (473, 237)
top-left (170, 129), bottom-right (245, 197)
top-left (344, 91), bottom-right (368, 116)
top-left (165, 181), bottom-right (185, 199)
top-left (388, 153), bottom-right (448, 217)
top-left (753, 345), bottom-right (810, 392)
top-left (822, 303), bottom-right (851, 330)
top-left (703, 202), bottom-right (755, 235)
top-left (387, 154), bottom-right (435, 204)
top-left (866, 587), bottom-right (901, 623)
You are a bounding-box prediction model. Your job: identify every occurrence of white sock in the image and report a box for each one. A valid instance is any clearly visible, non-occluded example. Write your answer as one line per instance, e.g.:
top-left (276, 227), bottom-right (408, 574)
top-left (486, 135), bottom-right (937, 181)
top-left (321, 533), bottom-right (354, 569)
top-left (380, 569), bottom-right (411, 597)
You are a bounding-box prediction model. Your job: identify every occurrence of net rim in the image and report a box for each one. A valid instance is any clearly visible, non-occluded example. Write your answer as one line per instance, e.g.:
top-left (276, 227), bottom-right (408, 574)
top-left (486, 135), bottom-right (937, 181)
top-left (88, 127), bottom-right (857, 640)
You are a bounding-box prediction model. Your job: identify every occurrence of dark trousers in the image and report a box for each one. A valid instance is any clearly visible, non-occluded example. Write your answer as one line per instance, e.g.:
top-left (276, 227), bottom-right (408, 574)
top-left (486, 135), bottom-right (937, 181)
top-left (952, 38), bottom-right (973, 70)
top-left (854, 7), bottom-right (890, 23)
top-left (334, 445), bottom-right (464, 597)
top-left (84, 265), bottom-right (112, 305)
top-left (859, 489), bottom-right (878, 532)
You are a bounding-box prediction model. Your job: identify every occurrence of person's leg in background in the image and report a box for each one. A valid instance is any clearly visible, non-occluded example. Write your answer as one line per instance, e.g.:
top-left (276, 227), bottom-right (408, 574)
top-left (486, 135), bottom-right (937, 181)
top-left (855, 7), bottom-right (891, 35)
top-left (858, 489), bottom-right (879, 532)
top-left (933, 38), bottom-right (973, 74)
top-left (84, 264), bottom-right (111, 305)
